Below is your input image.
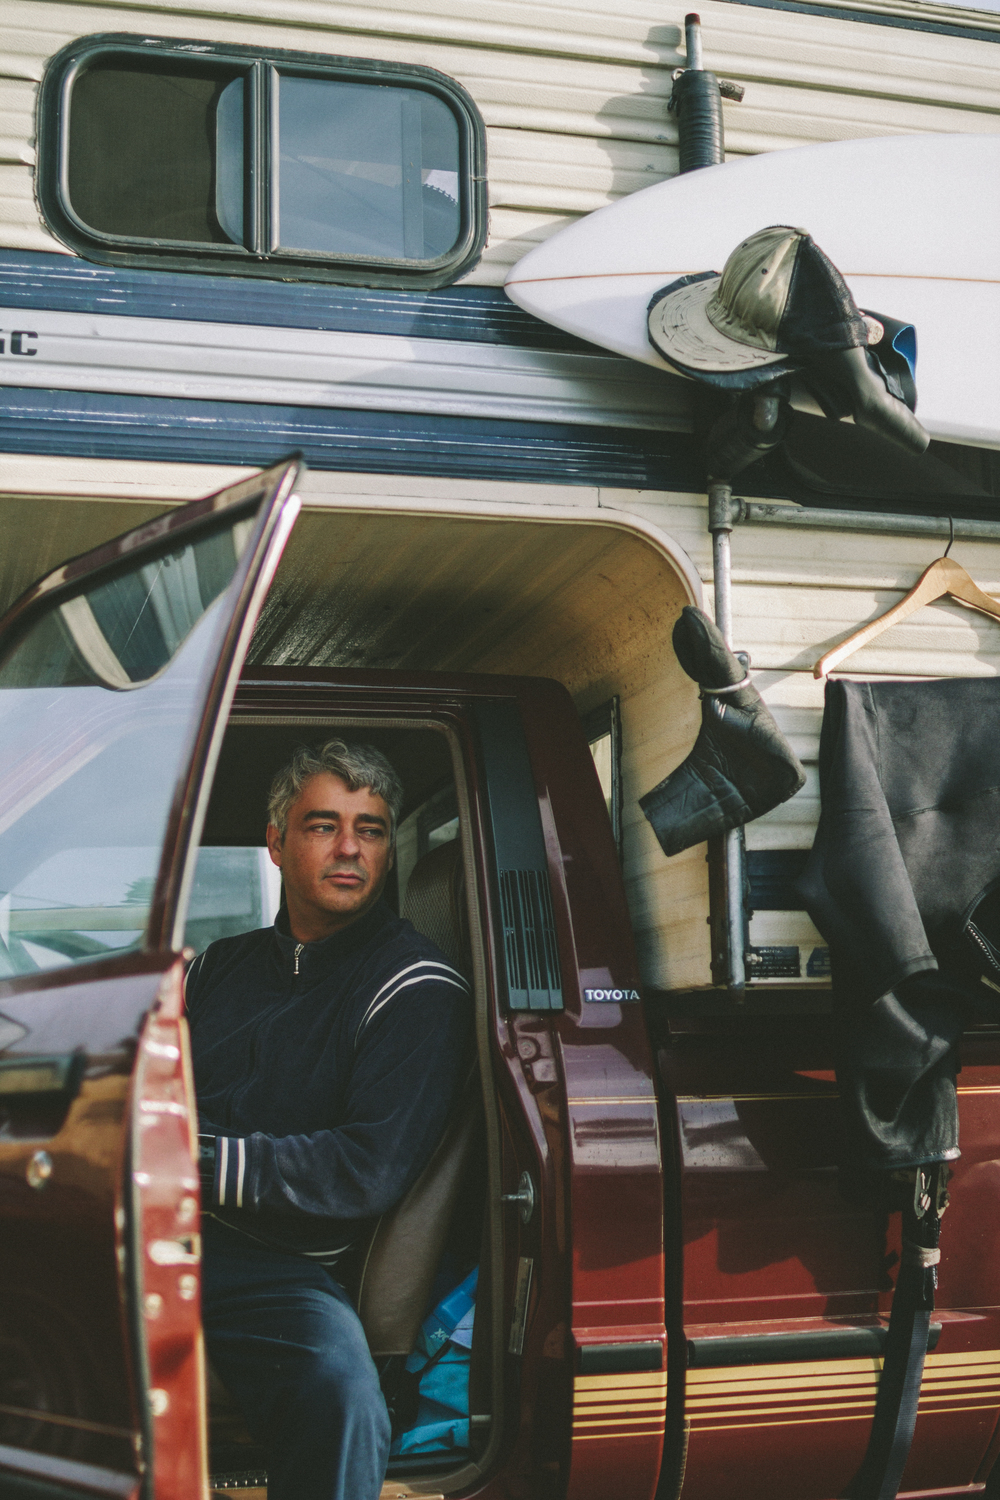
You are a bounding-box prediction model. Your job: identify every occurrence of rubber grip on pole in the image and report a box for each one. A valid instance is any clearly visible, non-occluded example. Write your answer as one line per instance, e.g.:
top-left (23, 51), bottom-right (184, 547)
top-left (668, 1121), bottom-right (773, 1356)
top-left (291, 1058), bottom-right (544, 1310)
top-left (671, 69), bottom-right (725, 173)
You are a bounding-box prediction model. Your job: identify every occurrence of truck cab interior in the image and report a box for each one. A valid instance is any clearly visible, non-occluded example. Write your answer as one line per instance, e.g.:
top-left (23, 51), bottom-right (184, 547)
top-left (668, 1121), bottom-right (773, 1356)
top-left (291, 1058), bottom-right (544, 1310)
top-left (194, 715), bottom-right (492, 1493)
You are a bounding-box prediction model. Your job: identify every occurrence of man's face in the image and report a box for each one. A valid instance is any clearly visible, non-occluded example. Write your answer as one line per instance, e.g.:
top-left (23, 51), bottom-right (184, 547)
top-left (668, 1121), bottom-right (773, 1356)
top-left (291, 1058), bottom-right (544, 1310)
top-left (266, 772), bottom-right (394, 939)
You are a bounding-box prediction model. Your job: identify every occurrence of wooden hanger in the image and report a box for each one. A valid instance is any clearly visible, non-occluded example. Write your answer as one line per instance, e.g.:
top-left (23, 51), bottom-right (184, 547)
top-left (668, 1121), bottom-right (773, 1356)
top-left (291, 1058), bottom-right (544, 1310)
top-left (814, 541), bottom-right (1000, 679)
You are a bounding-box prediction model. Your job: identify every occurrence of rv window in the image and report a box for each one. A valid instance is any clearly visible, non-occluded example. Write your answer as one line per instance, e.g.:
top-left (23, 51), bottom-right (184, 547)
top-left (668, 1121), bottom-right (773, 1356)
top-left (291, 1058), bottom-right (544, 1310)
top-left (67, 58), bottom-right (242, 244)
top-left (41, 36), bottom-right (486, 289)
top-left (274, 77), bottom-right (460, 260)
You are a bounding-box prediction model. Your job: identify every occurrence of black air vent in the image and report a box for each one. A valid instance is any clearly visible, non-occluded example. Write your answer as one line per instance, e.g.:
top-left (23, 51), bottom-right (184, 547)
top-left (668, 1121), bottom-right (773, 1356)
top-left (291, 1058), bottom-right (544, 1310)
top-left (472, 698), bottom-right (565, 1013)
top-left (499, 869), bottom-right (562, 1012)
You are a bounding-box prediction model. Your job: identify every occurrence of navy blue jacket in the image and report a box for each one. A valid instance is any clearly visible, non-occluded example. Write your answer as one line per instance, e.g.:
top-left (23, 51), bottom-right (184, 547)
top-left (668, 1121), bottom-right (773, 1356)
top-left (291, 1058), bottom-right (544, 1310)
top-left (185, 899), bottom-right (471, 1261)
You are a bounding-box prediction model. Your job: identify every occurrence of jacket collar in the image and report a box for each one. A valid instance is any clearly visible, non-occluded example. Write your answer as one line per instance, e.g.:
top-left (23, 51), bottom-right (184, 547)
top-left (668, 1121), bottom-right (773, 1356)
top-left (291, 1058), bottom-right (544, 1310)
top-left (273, 899), bottom-right (393, 974)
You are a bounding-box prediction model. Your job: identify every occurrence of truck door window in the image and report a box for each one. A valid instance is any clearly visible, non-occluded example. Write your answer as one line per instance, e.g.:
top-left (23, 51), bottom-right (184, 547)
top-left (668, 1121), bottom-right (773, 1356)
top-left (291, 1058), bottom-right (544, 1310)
top-left (184, 846), bottom-right (282, 955)
top-left (395, 784), bottom-right (458, 908)
top-left (418, 784), bottom-right (459, 853)
top-left (0, 516), bottom-right (253, 977)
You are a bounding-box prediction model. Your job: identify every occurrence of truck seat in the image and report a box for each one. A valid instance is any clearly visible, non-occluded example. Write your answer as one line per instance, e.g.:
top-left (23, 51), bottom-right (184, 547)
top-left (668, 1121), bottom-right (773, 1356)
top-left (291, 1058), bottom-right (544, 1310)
top-left (349, 835), bottom-right (480, 1357)
top-left (399, 836), bottom-right (470, 973)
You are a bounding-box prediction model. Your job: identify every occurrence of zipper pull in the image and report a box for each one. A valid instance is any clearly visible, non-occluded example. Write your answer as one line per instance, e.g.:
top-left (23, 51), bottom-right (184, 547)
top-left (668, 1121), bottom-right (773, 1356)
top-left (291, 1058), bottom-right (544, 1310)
top-left (293, 943), bottom-right (304, 976)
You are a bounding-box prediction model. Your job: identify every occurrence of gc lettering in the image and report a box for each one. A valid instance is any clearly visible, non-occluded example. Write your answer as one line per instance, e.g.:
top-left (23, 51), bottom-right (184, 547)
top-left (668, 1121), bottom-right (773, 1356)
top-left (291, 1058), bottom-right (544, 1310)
top-left (0, 331), bottom-right (38, 356)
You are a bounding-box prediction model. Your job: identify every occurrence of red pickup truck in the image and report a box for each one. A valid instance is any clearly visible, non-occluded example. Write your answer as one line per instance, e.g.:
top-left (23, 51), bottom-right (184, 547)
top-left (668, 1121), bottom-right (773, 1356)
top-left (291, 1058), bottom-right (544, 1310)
top-left (0, 459), bottom-right (998, 1500)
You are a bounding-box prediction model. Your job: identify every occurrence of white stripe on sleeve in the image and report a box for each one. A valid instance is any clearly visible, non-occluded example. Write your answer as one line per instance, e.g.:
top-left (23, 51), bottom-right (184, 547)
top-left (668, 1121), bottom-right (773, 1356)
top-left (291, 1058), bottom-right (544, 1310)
top-left (357, 960), bottom-right (466, 1032)
top-left (355, 968), bottom-right (468, 1046)
top-left (217, 1136), bottom-right (229, 1207)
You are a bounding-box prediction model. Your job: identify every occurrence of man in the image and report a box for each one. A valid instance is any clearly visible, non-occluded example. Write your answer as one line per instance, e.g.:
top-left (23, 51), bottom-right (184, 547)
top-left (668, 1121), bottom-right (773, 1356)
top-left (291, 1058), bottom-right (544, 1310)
top-left (186, 739), bottom-right (471, 1500)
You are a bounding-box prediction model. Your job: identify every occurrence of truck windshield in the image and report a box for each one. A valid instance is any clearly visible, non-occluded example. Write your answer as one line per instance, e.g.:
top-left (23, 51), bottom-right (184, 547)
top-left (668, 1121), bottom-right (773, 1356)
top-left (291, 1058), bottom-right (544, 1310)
top-left (0, 517), bottom-right (252, 977)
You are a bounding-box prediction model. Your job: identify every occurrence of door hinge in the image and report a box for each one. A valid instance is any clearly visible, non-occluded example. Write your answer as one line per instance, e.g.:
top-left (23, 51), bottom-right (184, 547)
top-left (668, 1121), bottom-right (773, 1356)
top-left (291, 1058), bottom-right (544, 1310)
top-left (508, 1255), bottom-right (534, 1357)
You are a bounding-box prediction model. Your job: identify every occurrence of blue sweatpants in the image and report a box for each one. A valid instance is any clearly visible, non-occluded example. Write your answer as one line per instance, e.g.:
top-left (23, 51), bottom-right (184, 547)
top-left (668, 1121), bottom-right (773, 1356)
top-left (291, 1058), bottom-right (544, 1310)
top-left (201, 1217), bottom-right (391, 1500)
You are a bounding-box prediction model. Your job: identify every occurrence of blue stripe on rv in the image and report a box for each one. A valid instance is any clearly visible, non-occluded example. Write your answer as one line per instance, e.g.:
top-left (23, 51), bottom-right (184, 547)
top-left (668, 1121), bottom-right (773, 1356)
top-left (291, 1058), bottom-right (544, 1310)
top-left (0, 386), bottom-right (704, 488)
top-left (0, 249), bottom-right (590, 351)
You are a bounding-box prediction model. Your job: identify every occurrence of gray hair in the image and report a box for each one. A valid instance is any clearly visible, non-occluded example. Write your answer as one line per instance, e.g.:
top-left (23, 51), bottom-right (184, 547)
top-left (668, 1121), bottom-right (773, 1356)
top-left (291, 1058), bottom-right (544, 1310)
top-left (267, 739), bottom-right (404, 840)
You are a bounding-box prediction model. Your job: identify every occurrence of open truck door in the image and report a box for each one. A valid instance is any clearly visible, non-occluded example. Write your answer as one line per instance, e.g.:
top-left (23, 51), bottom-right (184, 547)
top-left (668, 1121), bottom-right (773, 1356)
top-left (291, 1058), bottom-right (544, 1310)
top-left (471, 684), bottom-right (670, 1500)
top-left (0, 459), bottom-right (301, 1500)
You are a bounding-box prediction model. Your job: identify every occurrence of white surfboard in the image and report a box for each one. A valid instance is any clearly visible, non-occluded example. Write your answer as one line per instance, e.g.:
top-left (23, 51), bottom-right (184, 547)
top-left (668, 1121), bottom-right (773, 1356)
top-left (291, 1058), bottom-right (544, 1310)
top-left (504, 134), bottom-right (1000, 449)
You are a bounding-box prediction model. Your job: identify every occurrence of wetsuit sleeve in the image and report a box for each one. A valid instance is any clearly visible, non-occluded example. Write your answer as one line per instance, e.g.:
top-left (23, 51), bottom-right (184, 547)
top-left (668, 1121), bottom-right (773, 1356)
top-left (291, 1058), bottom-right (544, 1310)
top-left (204, 969), bottom-right (472, 1223)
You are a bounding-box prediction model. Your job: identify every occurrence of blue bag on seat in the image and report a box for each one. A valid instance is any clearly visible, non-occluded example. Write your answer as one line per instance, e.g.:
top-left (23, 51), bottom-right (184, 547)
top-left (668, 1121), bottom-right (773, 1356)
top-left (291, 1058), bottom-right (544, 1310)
top-left (391, 1266), bottom-right (478, 1456)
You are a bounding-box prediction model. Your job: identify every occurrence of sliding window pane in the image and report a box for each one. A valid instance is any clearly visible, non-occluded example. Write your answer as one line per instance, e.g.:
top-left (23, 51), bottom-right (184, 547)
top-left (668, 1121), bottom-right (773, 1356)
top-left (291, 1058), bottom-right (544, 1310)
top-left (275, 76), bottom-right (461, 261)
top-left (68, 58), bottom-right (244, 244)
top-left (215, 77), bottom-right (246, 245)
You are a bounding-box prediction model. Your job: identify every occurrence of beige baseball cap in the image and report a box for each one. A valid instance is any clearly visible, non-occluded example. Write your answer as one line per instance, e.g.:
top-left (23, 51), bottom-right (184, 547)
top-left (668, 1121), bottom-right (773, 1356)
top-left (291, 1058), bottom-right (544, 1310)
top-left (647, 225), bottom-right (883, 390)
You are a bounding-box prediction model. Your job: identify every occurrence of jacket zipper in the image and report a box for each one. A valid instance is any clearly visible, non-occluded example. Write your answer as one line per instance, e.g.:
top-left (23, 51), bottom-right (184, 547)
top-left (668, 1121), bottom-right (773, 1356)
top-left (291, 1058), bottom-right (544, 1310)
top-left (228, 939), bottom-right (308, 1120)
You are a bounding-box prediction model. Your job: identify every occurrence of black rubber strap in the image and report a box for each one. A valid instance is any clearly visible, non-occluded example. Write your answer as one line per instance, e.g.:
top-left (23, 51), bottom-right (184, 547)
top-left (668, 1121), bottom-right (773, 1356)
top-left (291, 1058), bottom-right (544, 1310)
top-left (700, 674), bottom-right (752, 696)
top-left (850, 1270), bottom-right (930, 1500)
top-left (847, 1196), bottom-right (941, 1500)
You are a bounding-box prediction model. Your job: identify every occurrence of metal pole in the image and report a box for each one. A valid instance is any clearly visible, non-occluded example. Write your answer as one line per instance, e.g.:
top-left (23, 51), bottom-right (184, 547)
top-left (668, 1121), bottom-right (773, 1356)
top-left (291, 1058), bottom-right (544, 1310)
top-left (731, 498), bottom-right (1000, 545)
top-left (671, 13), bottom-right (725, 174)
top-left (708, 481), bottom-right (746, 997)
top-left (711, 500), bottom-right (734, 643)
top-left (684, 11), bottom-right (704, 69)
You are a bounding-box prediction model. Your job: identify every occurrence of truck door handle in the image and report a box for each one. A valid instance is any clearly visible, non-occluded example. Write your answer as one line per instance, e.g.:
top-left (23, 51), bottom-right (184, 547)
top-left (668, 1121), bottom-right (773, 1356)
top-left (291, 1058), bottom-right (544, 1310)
top-left (0, 1053), bottom-right (84, 1101)
top-left (148, 1235), bottom-right (201, 1267)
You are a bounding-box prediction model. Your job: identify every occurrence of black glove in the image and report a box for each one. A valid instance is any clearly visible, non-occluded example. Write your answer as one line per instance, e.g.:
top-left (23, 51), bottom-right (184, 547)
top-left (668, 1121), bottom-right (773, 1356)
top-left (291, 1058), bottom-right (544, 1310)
top-left (801, 344), bottom-right (928, 456)
top-left (640, 606), bottom-right (806, 857)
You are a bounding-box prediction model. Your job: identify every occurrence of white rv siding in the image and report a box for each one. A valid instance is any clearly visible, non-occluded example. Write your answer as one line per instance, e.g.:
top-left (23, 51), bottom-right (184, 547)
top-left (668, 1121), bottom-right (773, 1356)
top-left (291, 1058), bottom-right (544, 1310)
top-left (0, 307), bottom-right (692, 432)
top-left (3, 0), bottom-right (998, 991)
top-left (2, 0), bottom-right (1000, 280)
top-left (5, 454), bottom-right (1000, 995)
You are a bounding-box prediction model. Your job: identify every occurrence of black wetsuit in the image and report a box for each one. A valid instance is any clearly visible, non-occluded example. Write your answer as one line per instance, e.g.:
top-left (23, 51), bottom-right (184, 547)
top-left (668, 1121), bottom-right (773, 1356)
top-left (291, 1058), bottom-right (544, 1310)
top-left (799, 676), bottom-right (1000, 1174)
